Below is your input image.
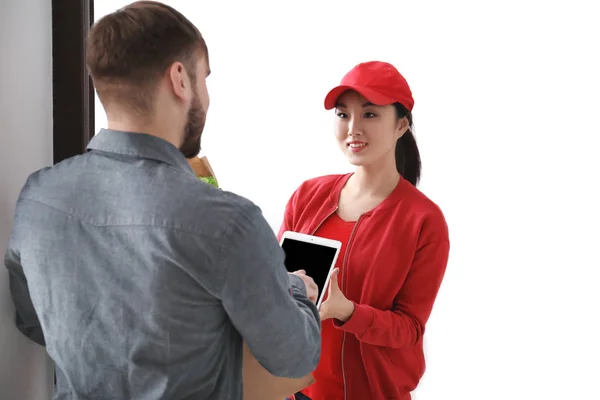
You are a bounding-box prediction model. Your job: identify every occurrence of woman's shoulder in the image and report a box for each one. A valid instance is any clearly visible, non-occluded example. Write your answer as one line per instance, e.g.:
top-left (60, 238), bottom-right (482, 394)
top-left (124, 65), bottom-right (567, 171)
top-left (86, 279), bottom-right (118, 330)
top-left (397, 180), bottom-right (448, 239)
top-left (402, 181), bottom-right (444, 213)
top-left (285, 173), bottom-right (349, 208)
top-left (298, 173), bottom-right (350, 192)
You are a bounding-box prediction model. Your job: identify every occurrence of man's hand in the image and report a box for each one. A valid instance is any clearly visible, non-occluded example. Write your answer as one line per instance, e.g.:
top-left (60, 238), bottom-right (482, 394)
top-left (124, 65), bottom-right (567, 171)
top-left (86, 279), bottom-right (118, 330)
top-left (291, 270), bottom-right (319, 304)
top-left (319, 269), bottom-right (355, 322)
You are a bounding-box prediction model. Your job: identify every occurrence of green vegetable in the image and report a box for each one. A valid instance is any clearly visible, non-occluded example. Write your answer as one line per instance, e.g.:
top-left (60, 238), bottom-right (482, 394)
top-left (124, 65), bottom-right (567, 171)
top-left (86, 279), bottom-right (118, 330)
top-left (198, 176), bottom-right (219, 188)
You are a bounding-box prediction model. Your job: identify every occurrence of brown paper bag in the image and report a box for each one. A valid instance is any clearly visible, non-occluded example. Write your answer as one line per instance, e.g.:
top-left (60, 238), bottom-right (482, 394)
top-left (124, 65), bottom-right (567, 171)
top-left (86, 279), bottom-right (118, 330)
top-left (188, 155), bottom-right (219, 187)
top-left (187, 156), bottom-right (316, 399)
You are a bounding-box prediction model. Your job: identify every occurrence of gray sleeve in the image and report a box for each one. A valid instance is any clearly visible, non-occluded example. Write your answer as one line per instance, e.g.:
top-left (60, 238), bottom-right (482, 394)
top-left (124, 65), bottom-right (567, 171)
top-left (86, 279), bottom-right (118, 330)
top-left (218, 202), bottom-right (321, 378)
top-left (4, 244), bottom-right (45, 346)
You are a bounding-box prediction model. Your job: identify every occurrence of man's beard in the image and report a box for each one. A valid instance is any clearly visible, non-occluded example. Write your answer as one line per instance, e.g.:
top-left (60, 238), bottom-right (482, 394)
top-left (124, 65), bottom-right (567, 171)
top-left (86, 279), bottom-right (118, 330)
top-left (179, 91), bottom-right (206, 158)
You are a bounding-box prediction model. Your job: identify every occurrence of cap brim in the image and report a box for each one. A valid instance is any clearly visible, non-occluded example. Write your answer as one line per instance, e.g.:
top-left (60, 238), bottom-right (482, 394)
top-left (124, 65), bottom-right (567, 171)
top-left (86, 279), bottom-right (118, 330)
top-left (324, 85), bottom-right (396, 110)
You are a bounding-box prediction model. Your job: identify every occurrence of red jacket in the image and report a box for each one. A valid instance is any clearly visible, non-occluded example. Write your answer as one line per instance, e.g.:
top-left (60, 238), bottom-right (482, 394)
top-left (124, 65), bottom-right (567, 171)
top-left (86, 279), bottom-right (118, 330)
top-left (278, 173), bottom-right (450, 400)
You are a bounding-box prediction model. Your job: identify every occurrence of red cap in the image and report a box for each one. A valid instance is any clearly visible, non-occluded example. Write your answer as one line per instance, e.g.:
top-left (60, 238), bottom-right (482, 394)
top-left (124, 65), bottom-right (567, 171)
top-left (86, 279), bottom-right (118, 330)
top-left (324, 61), bottom-right (414, 111)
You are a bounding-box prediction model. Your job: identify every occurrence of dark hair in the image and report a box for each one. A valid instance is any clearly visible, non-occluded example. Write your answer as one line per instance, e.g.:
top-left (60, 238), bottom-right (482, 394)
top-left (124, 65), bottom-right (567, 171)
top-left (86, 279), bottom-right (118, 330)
top-left (393, 103), bottom-right (421, 186)
top-left (86, 1), bottom-right (208, 115)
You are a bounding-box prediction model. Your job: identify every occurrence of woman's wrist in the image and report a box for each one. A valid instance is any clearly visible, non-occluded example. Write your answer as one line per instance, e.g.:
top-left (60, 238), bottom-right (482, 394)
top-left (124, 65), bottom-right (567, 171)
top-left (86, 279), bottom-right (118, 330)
top-left (336, 299), bottom-right (355, 323)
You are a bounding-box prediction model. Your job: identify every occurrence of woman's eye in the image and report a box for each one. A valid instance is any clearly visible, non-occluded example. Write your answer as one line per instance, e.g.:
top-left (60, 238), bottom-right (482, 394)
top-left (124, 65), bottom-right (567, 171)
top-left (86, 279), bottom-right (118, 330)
top-left (336, 112), bottom-right (348, 118)
top-left (364, 112), bottom-right (376, 118)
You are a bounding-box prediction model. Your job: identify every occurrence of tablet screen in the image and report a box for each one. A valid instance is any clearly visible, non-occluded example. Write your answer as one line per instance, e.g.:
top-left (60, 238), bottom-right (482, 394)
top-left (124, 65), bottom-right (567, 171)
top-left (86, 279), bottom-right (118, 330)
top-left (281, 237), bottom-right (338, 300)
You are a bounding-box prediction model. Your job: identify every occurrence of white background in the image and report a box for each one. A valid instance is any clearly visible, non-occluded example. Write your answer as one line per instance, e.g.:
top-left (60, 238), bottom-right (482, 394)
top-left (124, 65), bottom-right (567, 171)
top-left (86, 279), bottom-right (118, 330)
top-left (90, 1), bottom-right (600, 399)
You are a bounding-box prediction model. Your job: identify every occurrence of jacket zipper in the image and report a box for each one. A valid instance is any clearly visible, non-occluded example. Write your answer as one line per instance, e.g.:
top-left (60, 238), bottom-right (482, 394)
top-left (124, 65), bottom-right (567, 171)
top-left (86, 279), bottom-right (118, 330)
top-left (340, 215), bottom-right (362, 400)
top-left (310, 207), bottom-right (338, 236)
top-left (311, 207), bottom-right (362, 400)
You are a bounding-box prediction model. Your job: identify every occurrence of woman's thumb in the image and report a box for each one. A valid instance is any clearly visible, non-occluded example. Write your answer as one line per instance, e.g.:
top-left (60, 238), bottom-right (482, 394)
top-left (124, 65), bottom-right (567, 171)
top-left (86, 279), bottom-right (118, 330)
top-left (329, 269), bottom-right (340, 290)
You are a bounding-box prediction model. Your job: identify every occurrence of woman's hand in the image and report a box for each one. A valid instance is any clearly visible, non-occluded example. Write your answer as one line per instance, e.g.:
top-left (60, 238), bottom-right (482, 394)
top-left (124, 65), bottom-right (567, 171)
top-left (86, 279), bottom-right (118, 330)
top-left (319, 269), bottom-right (355, 322)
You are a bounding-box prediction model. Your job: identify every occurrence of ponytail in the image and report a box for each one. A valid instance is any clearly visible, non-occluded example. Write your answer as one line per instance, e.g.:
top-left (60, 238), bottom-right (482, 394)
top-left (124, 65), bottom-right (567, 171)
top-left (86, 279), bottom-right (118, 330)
top-left (394, 103), bottom-right (421, 186)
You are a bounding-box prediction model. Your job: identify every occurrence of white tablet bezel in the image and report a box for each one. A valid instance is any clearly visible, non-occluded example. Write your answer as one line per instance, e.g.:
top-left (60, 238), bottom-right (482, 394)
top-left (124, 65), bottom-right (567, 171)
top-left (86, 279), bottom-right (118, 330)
top-left (280, 230), bottom-right (342, 309)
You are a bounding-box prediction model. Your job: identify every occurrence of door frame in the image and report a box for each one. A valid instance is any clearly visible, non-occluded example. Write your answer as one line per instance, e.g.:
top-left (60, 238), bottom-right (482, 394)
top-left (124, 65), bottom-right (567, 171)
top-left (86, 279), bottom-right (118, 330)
top-left (51, 0), bottom-right (95, 164)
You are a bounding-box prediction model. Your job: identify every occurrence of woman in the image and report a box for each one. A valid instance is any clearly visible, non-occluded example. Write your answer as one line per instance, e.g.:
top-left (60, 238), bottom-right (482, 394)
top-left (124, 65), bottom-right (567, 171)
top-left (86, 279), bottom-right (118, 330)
top-left (279, 61), bottom-right (450, 400)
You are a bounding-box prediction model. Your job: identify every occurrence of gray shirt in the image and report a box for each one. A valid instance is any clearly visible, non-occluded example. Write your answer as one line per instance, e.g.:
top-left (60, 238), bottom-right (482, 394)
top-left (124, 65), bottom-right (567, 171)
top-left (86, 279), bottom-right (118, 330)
top-left (4, 129), bottom-right (321, 400)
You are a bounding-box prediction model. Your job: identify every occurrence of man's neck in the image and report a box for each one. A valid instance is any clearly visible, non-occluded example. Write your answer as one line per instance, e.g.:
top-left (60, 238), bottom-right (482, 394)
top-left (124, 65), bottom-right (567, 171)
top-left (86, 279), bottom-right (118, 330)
top-left (106, 119), bottom-right (180, 149)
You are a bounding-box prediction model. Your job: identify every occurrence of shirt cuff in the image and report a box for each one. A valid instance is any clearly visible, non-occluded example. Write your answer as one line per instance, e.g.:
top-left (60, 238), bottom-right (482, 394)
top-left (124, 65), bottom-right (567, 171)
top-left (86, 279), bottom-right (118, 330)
top-left (288, 274), bottom-right (307, 298)
top-left (333, 302), bottom-right (374, 338)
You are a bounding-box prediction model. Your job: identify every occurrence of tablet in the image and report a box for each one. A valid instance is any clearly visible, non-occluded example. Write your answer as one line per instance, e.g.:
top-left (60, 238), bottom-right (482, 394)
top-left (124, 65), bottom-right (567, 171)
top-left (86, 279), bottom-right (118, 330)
top-left (280, 231), bottom-right (342, 308)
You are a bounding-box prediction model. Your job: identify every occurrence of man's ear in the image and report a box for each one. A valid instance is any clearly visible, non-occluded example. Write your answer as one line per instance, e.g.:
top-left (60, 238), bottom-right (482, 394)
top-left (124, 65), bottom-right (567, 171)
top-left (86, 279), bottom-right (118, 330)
top-left (167, 61), bottom-right (191, 103)
top-left (396, 116), bottom-right (410, 139)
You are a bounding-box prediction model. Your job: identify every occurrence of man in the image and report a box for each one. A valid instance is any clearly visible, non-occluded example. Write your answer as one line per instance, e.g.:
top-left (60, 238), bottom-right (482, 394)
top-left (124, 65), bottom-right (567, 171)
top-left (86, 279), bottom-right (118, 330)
top-left (4, 1), bottom-right (320, 399)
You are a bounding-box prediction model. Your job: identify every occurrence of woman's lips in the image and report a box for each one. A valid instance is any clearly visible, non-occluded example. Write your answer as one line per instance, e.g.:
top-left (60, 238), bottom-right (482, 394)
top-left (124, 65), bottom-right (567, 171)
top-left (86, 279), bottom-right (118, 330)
top-left (348, 141), bottom-right (367, 152)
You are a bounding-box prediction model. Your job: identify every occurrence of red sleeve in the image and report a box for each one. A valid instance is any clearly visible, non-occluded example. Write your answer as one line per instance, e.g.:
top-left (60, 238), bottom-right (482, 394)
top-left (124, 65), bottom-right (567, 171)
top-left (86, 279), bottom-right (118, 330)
top-left (277, 188), bottom-right (298, 241)
top-left (334, 217), bottom-right (450, 349)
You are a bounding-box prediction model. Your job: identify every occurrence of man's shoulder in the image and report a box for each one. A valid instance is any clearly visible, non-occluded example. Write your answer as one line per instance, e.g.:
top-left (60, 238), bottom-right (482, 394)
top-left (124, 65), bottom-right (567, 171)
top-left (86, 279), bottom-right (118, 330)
top-left (167, 175), bottom-right (265, 235)
top-left (178, 176), bottom-right (258, 215)
top-left (17, 156), bottom-right (80, 200)
top-left (17, 153), bottom-right (261, 236)
top-left (20, 152), bottom-right (91, 191)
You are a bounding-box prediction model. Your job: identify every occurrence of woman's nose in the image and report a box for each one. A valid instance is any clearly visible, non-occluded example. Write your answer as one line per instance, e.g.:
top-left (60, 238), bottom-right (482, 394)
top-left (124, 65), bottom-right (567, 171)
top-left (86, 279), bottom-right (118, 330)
top-left (348, 119), bottom-right (362, 136)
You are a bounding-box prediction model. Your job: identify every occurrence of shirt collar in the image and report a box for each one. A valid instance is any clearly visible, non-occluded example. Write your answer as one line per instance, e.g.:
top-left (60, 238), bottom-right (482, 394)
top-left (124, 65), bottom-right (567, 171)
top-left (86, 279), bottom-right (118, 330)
top-left (86, 129), bottom-right (194, 174)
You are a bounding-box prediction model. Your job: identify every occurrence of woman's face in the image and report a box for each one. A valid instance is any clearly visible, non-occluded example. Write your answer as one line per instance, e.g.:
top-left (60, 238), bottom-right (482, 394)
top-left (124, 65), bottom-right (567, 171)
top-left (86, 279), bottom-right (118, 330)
top-left (334, 90), bottom-right (408, 168)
